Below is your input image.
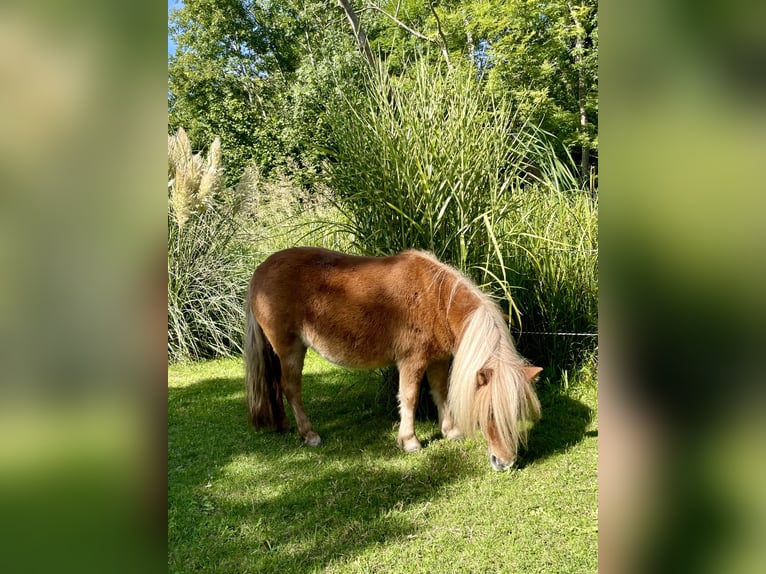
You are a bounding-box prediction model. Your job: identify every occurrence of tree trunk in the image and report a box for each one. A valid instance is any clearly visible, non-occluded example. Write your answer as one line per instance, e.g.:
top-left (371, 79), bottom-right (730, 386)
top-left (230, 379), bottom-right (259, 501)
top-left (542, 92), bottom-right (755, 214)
top-left (336, 0), bottom-right (377, 70)
top-left (428, 2), bottom-right (451, 69)
top-left (569, 3), bottom-right (590, 186)
top-left (576, 33), bottom-right (590, 185)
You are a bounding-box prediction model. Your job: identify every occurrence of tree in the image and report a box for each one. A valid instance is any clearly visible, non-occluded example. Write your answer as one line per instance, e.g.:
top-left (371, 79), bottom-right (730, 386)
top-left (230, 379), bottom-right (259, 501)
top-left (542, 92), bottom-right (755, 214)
top-left (169, 0), bottom-right (598, 186)
top-left (168, 0), bottom-right (363, 184)
top-left (464, 0), bottom-right (598, 182)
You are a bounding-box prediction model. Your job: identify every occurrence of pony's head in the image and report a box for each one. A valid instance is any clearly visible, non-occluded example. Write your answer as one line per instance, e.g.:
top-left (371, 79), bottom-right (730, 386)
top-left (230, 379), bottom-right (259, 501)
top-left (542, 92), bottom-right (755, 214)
top-left (448, 300), bottom-right (542, 471)
top-left (477, 363), bottom-right (543, 470)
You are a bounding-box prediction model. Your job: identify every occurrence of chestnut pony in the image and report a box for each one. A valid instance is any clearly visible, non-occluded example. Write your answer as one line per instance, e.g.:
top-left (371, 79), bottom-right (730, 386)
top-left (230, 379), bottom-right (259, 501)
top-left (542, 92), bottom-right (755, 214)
top-left (245, 247), bottom-right (542, 470)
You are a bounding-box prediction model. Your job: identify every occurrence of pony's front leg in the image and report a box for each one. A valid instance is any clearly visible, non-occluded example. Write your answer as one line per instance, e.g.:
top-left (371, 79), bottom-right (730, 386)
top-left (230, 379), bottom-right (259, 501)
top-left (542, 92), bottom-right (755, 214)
top-left (427, 360), bottom-right (464, 441)
top-left (396, 359), bottom-right (425, 453)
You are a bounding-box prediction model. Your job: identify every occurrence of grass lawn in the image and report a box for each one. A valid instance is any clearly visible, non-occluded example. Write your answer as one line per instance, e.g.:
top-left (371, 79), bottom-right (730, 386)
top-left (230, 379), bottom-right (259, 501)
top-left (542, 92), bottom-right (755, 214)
top-left (169, 351), bottom-right (597, 573)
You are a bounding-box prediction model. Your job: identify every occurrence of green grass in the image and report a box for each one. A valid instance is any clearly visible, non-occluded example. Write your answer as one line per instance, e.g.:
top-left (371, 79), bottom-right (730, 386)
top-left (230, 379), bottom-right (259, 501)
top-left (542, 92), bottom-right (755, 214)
top-left (169, 351), bottom-right (597, 573)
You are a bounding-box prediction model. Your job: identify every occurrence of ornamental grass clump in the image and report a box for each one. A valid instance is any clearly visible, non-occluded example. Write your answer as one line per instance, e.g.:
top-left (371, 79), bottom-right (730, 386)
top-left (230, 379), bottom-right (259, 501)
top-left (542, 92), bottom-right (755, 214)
top-left (168, 129), bottom-right (252, 362)
top-left (324, 62), bottom-right (597, 373)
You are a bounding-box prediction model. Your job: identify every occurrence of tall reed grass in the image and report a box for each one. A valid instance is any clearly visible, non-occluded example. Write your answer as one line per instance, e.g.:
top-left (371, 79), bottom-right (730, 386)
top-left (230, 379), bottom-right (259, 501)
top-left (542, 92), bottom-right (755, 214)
top-left (324, 62), bottom-right (597, 373)
top-left (501, 189), bottom-right (598, 372)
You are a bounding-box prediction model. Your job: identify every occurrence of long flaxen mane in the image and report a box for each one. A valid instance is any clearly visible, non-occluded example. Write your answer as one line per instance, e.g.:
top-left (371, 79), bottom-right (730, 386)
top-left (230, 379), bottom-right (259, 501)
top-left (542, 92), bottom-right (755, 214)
top-left (445, 275), bottom-right (542, 457)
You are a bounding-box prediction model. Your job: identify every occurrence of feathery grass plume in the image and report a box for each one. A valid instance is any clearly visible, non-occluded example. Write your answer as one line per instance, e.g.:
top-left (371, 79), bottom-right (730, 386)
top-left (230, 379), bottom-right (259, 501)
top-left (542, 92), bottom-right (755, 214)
top-left (175, 126), bottom-right (192, 160)
top-left (168, 133), bottom-right (178, 179)
top-left (197, 136), bottom-right (222, 210)
top-left (168, 129), bottom-right (224, 228)
top-left (168, 127), bottom-right (194, 228)
top-left (173, 154), bottom-right (204, 228)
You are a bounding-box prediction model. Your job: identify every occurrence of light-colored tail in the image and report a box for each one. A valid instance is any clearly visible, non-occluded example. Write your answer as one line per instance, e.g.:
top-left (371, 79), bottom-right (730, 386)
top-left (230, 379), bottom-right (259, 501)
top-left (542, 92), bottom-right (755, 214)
top-left (244, 306), bottom-right (285, 430)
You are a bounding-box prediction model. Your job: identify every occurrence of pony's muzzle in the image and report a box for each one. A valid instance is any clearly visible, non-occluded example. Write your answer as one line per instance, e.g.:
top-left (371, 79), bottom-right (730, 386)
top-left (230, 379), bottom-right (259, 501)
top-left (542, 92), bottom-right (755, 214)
top-left (490, 454), bottom-right (515, 471)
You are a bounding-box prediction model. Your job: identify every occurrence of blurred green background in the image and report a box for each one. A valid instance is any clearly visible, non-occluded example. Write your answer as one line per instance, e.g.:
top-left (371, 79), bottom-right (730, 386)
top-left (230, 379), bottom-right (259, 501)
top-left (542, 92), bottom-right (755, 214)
top-left (0, 1), bottom-right (764, 573)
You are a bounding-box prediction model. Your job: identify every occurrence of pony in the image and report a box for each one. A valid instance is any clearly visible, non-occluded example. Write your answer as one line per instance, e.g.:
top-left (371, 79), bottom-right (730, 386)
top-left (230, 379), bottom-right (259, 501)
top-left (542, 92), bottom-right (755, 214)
top-left (244, 247), bottom-right (542, 470)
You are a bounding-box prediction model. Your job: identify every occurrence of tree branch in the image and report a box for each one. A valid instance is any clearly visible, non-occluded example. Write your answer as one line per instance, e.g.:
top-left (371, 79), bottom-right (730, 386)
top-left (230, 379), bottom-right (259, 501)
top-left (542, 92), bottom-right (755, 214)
top-left (336, 0), bottom-right (377, 70)
top-left (366, 1), bottom-right (451, 68)
top-left (428, 2), bottom-right (452, 68)
top-left (367, 3), bottom-right (435, 43)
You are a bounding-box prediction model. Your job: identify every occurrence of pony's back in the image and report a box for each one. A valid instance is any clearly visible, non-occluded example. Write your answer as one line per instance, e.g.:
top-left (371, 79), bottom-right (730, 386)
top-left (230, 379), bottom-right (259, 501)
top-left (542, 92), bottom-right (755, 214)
top-left (248, 247), bottom-right (469, 369)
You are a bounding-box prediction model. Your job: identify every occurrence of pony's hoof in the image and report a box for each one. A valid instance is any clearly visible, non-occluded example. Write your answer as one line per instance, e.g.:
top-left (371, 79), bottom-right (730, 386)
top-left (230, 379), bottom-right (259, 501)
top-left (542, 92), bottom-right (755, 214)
top-left (397, 436), bottom-right (422, 453)
top-left (444, 429), bottom-right (465, 441)
top-left (304, 432), bottom-right (322, 447)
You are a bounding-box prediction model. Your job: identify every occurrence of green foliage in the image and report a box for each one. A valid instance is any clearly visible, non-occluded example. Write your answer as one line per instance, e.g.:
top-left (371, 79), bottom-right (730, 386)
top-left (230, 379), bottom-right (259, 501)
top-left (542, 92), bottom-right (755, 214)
top-left (168, 1), bottom-right (598, 185)
top-left (168, 0), bottom-right (290, 182)
top-left (168, 0), bottom-right (366, 185)
top-left (466, 0), bottom-right (598, 175)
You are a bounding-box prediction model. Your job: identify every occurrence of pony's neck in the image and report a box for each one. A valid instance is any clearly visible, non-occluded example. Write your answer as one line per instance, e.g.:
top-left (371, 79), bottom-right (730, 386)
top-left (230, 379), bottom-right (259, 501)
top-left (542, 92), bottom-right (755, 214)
top-left (442, 276), bottom-right (483, 352)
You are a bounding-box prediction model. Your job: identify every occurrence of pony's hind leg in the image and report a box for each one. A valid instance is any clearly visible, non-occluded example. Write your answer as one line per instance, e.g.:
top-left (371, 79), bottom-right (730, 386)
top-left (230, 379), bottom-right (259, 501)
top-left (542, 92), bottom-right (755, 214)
top-left (427, 360), bottom-right (464, 441)
top-left (396, 359), bottom-right (426, 453)
top-left (277, 343), bottom-right (321, 446)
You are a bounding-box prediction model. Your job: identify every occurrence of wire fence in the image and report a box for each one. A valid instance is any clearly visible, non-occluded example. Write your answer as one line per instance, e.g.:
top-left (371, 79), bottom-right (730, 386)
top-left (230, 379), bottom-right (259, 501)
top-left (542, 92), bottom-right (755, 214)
top-left (505, 246), bottom-right (599, 339)
top-left (513, 330), bottom-right (598, 337)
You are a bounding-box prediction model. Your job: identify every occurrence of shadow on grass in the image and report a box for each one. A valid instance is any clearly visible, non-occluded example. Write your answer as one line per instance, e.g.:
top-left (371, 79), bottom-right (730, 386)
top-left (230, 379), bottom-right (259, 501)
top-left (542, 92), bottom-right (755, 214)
top-left (517, 383), bottom-right (594, 469)
top-left (168, 369), bottom-right (592, 572)
top-left (377, 368), bottom-right (594, 466)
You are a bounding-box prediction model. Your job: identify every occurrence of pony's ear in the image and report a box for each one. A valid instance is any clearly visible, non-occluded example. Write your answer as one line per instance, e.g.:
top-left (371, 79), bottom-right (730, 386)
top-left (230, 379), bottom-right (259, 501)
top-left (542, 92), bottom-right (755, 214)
top-left (477, 368), bottom-right (492, 387)
top-left (523, 366), bottom-right (543, 383)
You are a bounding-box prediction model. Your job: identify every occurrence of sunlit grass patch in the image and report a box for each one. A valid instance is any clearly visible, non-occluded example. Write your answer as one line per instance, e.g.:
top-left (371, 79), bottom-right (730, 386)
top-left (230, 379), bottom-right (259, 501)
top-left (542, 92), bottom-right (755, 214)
top-left (169, 351), bottom-right (597, 573)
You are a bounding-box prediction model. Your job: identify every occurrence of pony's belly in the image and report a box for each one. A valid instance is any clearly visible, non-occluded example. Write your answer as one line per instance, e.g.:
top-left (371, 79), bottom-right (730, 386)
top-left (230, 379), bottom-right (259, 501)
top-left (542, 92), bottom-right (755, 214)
top-left (300, 328), bottom-right (393, 370)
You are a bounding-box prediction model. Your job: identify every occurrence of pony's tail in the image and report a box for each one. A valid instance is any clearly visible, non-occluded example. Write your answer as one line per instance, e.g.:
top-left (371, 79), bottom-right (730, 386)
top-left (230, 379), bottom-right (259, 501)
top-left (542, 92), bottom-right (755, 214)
top-left (244, 306), bottom-right (286, 430)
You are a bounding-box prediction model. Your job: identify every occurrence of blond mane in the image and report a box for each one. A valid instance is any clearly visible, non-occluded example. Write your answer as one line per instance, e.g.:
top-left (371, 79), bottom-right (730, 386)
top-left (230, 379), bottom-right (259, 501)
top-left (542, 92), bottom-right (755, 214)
top-left (445, 275), bottom-right (541, 456)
